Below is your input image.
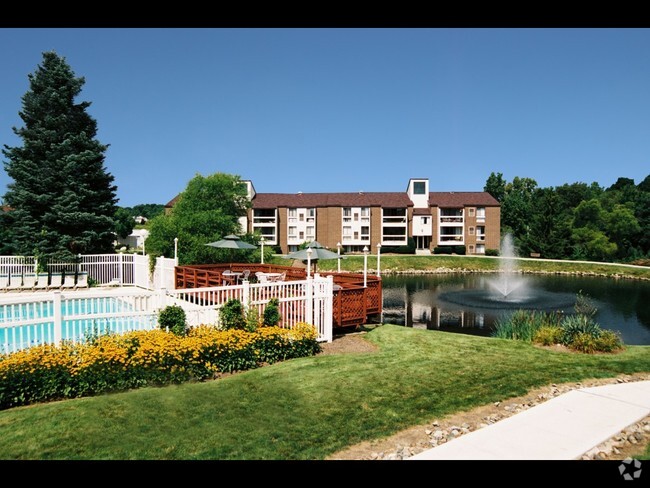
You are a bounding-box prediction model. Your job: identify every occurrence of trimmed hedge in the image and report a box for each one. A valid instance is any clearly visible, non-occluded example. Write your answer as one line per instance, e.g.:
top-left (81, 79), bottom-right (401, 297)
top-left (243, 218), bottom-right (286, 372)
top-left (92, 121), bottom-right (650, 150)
top-left (0, 324), bottom-right (320, 410)
top-left (433, 245), bottom-right (466, 255)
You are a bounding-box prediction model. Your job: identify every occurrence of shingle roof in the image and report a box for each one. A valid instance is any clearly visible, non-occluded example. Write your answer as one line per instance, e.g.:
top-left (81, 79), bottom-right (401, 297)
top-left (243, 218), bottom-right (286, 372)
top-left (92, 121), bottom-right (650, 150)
top-left (165, 194), bottom-right (181, 208)
top-left (252, 192), bottom-right (413, 209)
top-left (413, 207), bottom-right (432, 215)
top-left (428, 192), bottom-right (499, 207)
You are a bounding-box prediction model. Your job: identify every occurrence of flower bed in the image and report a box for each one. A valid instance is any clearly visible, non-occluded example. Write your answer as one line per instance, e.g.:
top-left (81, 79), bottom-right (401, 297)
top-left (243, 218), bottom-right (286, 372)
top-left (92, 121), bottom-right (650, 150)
top-left (0, 323), bottom-right (320, 410)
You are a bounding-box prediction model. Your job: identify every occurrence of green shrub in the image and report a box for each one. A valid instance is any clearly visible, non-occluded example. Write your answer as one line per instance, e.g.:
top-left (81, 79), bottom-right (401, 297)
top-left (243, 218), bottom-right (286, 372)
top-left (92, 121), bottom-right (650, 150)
top-left (245, 305), bottom-right (260, 332)
top-left (433, 246), bottom-right (454, 255)
top-left (533, 326), bottom-right (564, 346)
top-left (494, 310), bottom-right (546, 342)
top-left (263, 298), bottom-right (281, 327)
top-left (485, 249), bottom-right (499, 256)
top-left (560, 314), bottom-right (601, 346)
top-left (574, 290), bottom-right (597, 318)
top-left (569, 332), bottom-right (598, 353)
top-left (592, 330), bottom-right (623, 353)
top-left (220, 299), bottom-right (246, 330)
top-left (158, 305), bottom-right (187, 336)
top-left (453, 245), bottom-right (466, 255)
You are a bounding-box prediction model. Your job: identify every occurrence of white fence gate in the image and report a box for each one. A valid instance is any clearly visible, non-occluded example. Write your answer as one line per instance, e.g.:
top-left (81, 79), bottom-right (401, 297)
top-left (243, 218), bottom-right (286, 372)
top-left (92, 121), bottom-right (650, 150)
top-left (153, 257), bottom-right (177, 291)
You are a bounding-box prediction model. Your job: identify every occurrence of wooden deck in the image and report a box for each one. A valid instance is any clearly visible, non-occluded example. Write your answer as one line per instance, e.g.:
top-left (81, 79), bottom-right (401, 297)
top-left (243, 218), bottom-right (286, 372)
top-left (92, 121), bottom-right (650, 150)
top-left (175, 263), bottom-right (382, 328)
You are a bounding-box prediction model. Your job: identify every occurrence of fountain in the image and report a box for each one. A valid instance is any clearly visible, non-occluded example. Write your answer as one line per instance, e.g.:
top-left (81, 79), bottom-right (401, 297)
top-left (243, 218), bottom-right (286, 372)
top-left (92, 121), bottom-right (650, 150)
top-left (439, 234), bottom-right (576, 310)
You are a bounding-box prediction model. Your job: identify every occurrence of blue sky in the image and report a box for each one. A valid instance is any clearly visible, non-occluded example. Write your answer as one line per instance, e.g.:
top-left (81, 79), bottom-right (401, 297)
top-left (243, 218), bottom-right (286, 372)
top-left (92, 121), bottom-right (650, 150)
top-left (1, 28), bottom-right (649, 207)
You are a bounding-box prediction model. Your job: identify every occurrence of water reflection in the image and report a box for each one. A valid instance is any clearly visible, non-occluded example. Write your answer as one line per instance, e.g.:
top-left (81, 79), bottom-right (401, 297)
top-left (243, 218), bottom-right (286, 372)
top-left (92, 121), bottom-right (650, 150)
top-left (381, 274), bottom-right (650, 345)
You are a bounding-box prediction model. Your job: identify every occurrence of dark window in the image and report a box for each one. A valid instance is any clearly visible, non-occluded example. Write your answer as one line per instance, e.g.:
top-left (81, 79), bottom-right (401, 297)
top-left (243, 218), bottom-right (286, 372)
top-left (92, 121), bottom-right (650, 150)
top-left (413, 181), bottom-right (426, 194)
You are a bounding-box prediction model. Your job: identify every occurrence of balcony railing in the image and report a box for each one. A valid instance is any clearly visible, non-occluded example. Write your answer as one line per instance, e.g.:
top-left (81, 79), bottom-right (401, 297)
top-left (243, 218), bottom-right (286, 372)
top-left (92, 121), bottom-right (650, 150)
top-left (439, 217), bottom-right (463, 223)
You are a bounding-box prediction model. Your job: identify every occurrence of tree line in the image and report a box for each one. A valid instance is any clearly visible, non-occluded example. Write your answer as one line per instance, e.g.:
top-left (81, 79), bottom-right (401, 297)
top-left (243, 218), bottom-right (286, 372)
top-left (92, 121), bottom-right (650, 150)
top-left (484, 172), bottom-right (650, 262)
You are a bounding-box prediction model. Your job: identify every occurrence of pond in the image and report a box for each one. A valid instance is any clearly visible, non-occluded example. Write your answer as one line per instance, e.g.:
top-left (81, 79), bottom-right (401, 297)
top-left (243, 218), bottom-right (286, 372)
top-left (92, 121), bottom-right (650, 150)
top-left (381, 273), bottom-right (650, 345)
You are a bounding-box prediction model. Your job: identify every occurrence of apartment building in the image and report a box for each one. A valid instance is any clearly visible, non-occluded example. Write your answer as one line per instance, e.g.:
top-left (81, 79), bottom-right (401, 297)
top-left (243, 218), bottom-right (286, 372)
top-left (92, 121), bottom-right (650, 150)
top-left (237, 178), bottom-right (500, 255)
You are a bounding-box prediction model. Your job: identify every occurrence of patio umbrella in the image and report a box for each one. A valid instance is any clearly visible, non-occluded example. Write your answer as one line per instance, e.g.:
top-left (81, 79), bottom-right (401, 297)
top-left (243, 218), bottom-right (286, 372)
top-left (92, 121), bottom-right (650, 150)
top-left (205, 235), bottom-right (257, 250)
top-left (206, 234), bottom-right (257, 262)
top-left (283, 241), bottom-right (342, 276)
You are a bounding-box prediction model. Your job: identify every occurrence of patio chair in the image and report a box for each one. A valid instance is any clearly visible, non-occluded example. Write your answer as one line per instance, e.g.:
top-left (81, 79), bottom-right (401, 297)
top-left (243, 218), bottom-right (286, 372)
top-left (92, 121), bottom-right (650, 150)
top-left (75, 272), bottom-right (89, 289)
top-left (240, 270), bottom-right (251, 283)
top-left (33, 273), bottom-right (50, 290)
top-left (22, 273), bottom-right (37, 290)
top-left (61, 273), bottom-right (76, 289)
top-left (0, 274), bottom-right (9, 291)
top-left (257, 273), bottom-right (269, 283)
top-left (48, 273), bottom-right (62, 289)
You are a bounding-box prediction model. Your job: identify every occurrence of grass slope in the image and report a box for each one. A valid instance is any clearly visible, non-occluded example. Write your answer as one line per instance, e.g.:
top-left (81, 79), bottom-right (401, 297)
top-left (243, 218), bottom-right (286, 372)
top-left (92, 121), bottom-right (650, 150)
top-left (0, 325), bottom-right (648, 460)
top-left (308, 255), bottom-right (650, 279)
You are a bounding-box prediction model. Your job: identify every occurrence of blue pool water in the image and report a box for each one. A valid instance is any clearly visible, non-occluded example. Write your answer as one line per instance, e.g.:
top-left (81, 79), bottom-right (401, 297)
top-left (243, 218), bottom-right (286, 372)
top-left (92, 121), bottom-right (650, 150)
top-left (0, 296), bottom-right (157, 353)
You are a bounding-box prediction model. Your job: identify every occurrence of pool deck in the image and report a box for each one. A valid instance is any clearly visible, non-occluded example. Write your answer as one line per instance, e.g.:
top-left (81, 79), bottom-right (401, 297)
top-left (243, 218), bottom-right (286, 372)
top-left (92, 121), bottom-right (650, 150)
top-left (409, 380), bottom-right (650, 460)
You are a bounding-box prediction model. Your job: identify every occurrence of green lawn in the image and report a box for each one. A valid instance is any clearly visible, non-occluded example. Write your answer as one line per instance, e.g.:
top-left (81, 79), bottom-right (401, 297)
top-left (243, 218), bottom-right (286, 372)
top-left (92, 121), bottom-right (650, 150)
top-left (310, 254), bottom-right (650, 280)
top-left (0, 325), bottom-right (648, 460)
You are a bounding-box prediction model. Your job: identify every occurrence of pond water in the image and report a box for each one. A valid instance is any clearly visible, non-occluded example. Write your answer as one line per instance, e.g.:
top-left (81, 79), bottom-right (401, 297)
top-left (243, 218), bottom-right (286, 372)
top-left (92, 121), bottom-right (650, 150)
top-left (381, 274), bottom-right (650, 345)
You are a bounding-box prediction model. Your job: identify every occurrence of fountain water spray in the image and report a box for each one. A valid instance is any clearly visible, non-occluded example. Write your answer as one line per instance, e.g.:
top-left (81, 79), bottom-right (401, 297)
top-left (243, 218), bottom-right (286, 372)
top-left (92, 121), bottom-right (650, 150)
top-left (487, 233), bottom-right (527, 300)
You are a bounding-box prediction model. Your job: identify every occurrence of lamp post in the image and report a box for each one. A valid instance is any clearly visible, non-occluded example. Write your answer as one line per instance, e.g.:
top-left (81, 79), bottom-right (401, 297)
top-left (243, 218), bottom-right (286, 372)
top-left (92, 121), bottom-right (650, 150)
top-left (174, 237), bottom-right (178, 265)
top-left (306, 247), bottom-right (313, 279)
top-left (376, 242), bottom-right (381, 277)
top-left (336, 241), bottom-right (341, 273)
top-left (363, 245), bottom-right (369, 288)
top-left (260, 236), bottom-right (265, 264)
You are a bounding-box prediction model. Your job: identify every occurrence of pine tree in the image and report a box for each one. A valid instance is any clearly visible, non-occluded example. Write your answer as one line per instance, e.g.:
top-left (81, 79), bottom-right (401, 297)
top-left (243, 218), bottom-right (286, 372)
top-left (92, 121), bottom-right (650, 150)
top-left (2, 51), bottom-right (118, 260)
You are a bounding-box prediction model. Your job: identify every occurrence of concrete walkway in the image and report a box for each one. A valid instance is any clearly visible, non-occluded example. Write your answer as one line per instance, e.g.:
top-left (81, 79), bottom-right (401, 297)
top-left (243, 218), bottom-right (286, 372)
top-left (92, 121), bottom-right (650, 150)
top-left (410, 381), bottom-right (650, 460)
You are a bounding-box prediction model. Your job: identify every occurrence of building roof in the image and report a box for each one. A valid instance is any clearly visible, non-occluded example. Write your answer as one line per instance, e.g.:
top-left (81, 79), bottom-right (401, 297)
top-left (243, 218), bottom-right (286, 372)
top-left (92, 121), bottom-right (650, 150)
top-left (413, 207), bottom-right (431, 215)
top-left (165, 194), bottom-right (180, 208)
top-left (428, 192), bottom-right (499, 207)
top-left (252, 192), bottom-right (413, 209)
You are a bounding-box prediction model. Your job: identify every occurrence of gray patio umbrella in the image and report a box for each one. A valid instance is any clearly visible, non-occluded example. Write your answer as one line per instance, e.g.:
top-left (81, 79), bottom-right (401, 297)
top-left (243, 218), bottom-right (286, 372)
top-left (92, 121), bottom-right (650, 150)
top-left (284, 241), bottom-right (342, 275)
top-left (205, 234), bottom-right (257, 250)
top-left (206, 234), bottom-right (257, 262)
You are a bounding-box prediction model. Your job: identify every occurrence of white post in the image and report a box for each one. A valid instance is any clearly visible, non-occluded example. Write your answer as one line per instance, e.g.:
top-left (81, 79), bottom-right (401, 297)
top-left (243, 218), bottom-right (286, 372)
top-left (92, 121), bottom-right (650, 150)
top-left (118, 252), bottom-right (123, 286)
top-left (306, 247), bottom-right (313, 279)
top-left (174, 237), bottom-right (179, 265)
top-left (77, 253), bottom-right (82, 275)
top-left (260, 236), bottom-right (265, 265)
top-left (242, 279), bottom-right (250, 311)
top-left (305, 275), bottom-right (313, 326)
top-left (158, 287), bottom-right (167, 312)
top-left (337, 242), bottom-right (341, 273)
top-left (53, 291), bottom-right (62, 346)
top-left (363, 246), bottom-right (368, 288)
top-left (376, 243), bottom-right (382, 277)
top-left (158, 256), bottom-right (164, 291)
top-left (324, 275), bottom-right (333, 343)
top-left (34, 256), bottom-right (39, 275)
top-left (142, 238), bottom-right (146, 256)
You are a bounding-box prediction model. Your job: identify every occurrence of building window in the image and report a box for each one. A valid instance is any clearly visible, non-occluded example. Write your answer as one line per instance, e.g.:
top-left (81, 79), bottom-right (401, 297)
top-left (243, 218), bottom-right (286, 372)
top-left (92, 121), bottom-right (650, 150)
top-left (354, 231), bottom-right (359, 240)
top-left (299, 231), bottom-right (304, 240)
top-left (413, 181), bottom-right (426, 194)
top-left (477, 226), bottom-right (485, 240)
top-left (469, 245), bottom-right (475, 253)
top-left (299, 213), bottom-right (304, 222)
top-left (476, 207), bottom-right (485, 222)
top-left (422, 217), bottom-right (429, 224)
top-left (308, 208), bottom-right (315, 217)
top-left (469, 227), bottom-right (475, 235)
top-left (354, 213), bottom-right (359, 222)
top-left (361, 207), bottom-right (369, 217)
top-left (469, 208), bottom-right (475, 217)
top-left (288, 208), bottom-right (296, 218)
top-left (476, 244), bottom-right (485, 254)
top-left (343, 208), bottom-right (351, 217)
top-left (306, 226), bottom-right (314, 238)
top-left (343, 226), bottom-right (351, 236)
top-left (288, 226), bottom-right (297, 237)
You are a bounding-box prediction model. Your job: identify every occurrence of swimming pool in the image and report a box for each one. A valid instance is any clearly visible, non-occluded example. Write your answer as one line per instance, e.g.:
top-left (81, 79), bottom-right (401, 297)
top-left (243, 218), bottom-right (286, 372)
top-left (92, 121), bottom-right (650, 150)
top-left (0, 289), bottom-right (159, 354)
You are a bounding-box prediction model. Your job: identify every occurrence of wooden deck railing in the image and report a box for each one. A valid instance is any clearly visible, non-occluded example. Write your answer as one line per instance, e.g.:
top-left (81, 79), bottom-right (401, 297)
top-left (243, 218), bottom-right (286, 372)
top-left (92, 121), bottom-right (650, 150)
top-left (174, 264), bottom-right (382, 328)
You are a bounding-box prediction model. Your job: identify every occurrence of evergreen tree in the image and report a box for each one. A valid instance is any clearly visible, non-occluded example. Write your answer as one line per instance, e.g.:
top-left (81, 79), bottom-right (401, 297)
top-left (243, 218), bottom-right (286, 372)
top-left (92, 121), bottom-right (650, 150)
top-left (2, 51), bottom-right (117, 260)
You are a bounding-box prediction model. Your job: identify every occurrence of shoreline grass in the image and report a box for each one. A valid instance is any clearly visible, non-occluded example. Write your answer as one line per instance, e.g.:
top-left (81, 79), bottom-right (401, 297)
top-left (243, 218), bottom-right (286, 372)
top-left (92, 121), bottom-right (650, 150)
top-left (306, 255), bottom-right (650, 280)
top-left (0, 325), bottom-right (647, 460)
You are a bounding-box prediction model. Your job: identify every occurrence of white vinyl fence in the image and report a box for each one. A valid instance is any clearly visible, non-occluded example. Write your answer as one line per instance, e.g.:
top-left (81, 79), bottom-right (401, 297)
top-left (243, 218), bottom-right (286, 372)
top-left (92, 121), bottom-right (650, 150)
top-left (0, 253), bottom-right (175, 290)
top-left (0, 276), bottom-right (334, 353)
top-left (167, 275), bottom-right (333, 342)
